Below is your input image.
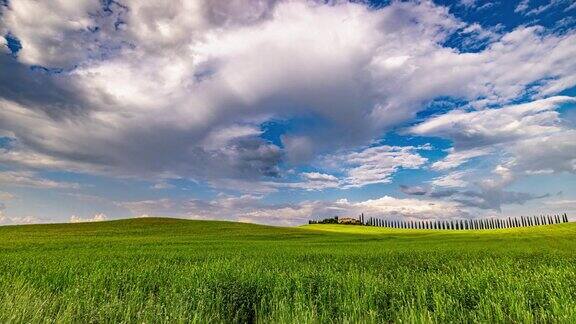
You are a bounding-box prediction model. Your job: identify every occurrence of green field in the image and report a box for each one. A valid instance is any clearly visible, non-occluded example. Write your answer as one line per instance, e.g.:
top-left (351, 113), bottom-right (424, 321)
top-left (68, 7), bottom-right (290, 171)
top-left (1, 218), bottom-right (576, 323)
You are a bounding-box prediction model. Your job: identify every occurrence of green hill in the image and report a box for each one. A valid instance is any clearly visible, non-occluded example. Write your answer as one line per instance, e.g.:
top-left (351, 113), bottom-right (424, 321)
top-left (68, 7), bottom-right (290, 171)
top-left (1, 218), bottom-right (576, 323)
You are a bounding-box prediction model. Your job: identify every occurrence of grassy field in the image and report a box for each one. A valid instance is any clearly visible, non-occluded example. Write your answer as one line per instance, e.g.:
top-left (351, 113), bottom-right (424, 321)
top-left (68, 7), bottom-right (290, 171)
top-left (1, 218), bottom-right (576, 323)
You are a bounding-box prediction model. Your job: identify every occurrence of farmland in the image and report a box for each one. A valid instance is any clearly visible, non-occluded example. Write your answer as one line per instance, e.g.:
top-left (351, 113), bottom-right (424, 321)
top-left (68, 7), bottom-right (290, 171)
top-left (1, 218), bottom-right (576, 323)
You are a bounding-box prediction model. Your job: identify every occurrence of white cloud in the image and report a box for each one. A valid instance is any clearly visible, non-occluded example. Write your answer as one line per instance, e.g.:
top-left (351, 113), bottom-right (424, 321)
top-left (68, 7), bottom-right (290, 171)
top-left (0, 171), bottom-right (80, 189)
top-left (431, 170), bottom-right (470, 188)
top-left (69, 213), bottom-right (108, 223)
top-left (431, 147), bottom-right (492, 171)
top-left (0, 0), bottom-right (101, 66)
top-left (411, 96), bottom-right (576, 187)
top-left (340, 145), bottom-right (428, 187)
top-left (0, 1), bottom-right (575, 192)
top-left (293, 172), bottom-right (341, 191)
top-left (411, 96), bottom-right (574, 149)
top-left (515, 0), bottom-right (530, 13)
top-left (0, 37), bottom-right (9, 54)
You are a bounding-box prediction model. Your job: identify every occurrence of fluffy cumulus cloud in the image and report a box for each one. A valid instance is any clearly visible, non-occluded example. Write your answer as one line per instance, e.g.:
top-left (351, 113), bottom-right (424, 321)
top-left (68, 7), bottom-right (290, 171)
top-left (69, 213), bottom-right (108, 223)
top-left (333, 145), bottom-right (428, 187)
top-left (411, 96), bottom-right (576, 181)
top-left (406, 96), bottom-right (576, 212)
top-left (1, 1), bottom-right (575, 183)
top-left (0, 0), bottom-right (575, 224)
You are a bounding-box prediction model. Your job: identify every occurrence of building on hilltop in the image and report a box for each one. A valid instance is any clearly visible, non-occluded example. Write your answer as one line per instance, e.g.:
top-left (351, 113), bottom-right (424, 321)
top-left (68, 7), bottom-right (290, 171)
top-left (337, 217), bottom-right (362, 225)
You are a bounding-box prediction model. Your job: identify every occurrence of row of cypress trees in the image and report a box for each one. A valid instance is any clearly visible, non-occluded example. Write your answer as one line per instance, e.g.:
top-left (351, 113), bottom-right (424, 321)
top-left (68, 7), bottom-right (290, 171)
top-left (365, 213), bottom-right (569, 230)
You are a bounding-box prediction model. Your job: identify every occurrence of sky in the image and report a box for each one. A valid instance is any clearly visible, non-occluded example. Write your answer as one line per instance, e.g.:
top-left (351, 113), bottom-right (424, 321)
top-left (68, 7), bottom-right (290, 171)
top-left (0, 0), bottom-right (575, 226)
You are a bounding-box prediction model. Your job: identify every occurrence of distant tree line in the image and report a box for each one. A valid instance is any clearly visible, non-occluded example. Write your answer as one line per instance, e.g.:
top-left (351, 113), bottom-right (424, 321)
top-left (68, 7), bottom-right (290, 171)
top-left (360, 213), bottom-right (569, 230)
top-left (308, 216), bottom-right (339, 224)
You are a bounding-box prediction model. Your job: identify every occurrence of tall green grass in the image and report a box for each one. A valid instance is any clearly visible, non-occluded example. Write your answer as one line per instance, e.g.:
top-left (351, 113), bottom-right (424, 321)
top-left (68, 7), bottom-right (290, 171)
top-left (1, 218), bottom-right (576, 323)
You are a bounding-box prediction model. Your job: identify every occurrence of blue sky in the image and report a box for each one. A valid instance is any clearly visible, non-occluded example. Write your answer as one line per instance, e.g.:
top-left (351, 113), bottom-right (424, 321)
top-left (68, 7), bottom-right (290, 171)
top-left (0, 0), bottom-right (575, 225)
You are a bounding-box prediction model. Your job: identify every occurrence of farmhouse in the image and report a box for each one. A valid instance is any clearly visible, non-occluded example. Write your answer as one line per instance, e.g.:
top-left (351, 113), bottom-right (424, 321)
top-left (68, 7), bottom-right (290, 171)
top-left (337, 217), bottom-right (362, 225)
